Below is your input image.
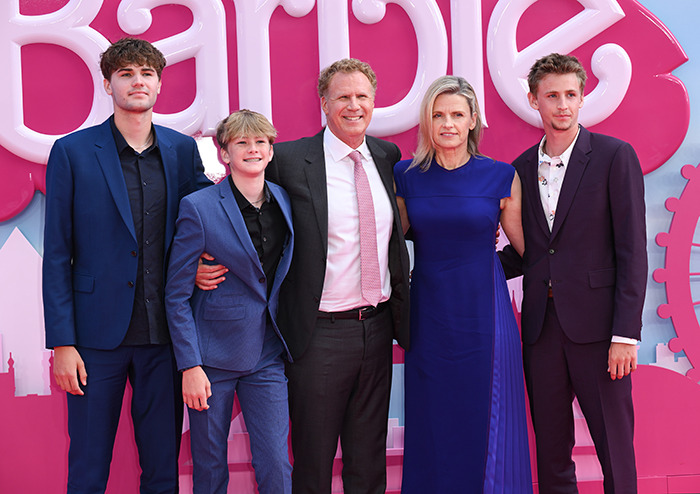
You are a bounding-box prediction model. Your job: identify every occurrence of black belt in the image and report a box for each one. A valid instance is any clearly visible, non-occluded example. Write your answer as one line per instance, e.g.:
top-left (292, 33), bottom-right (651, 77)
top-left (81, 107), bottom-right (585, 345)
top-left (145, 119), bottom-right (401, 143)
top-left (318, 302), bottom-right (388, 321)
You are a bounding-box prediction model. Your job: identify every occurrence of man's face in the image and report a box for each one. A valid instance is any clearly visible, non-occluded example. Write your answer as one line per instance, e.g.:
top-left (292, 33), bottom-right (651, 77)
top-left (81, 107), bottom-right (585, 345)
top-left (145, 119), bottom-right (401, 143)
top-left (321, 71), bottom-right (375, 149)
top-left (103, 64), bottom-right (161, 115)
top-left (528, 72), bottom-right (584, 133)
top-left (220, 135), bottom-right (273, 180)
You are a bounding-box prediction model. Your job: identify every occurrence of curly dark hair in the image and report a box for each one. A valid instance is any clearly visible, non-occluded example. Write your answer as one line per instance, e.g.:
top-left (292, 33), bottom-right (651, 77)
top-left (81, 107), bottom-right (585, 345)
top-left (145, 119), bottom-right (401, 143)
top-left (99, 37), bottom-right (166, 80)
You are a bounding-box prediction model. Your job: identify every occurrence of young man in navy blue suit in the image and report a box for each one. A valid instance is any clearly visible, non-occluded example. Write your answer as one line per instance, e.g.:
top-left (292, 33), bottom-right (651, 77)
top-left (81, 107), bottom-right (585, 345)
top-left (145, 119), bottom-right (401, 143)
top-left (502, 53), bottom-right (647, 493)
top-left (43, 38), bottom-right (211, 493)
top-left (165, 110), bottom-right (294, 494)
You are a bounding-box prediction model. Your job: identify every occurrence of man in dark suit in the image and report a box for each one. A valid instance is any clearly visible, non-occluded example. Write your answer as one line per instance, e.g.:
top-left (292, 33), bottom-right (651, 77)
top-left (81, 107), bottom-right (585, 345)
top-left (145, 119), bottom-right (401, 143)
top-left (165, 110), bottom-right (294, 493)
top-left (43, 38), bottom-right (211, 493)
top-left (501, 53), bottom-right (647, 493)
top-left (266, 58), bottom-right (410, 494)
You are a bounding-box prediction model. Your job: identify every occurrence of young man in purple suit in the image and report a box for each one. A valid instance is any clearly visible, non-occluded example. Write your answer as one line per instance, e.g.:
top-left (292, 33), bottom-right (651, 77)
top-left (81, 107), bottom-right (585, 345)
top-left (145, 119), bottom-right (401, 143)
top-left (501, 53), bottom-right (647, 494)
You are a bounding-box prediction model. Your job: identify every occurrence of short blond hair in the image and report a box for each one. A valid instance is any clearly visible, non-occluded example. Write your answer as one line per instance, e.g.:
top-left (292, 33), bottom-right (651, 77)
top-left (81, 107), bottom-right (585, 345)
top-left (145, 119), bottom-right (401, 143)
top-left (216, 110), bottom-right (277, 148)
top-left (317, 58), bottom-right (377, 98)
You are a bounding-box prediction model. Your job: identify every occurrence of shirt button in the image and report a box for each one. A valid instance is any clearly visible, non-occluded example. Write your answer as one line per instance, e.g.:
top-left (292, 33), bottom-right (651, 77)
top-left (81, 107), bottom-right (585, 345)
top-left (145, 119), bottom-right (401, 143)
top-left (131, 251), bottom-right (137, 257)
top-left (145, 240), bottom-right (150, 246)
top-left (548, 248), bottom-right (555, 255)
top-left (128, 281), bottom-right (134, 288)
top-left (259, 277), bottom-right (265, 283)
top-left (263, 236), bottom-right (268, 243)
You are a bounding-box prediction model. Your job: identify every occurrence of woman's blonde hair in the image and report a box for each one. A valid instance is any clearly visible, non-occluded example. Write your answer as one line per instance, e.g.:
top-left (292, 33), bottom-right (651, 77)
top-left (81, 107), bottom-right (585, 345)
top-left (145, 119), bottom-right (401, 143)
top-left (410, 76), bottom-right (483, 171)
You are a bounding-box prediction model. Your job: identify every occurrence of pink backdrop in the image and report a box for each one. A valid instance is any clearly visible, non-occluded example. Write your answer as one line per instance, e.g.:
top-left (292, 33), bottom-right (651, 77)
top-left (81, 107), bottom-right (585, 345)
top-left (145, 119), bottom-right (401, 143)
top-left (1, 0), bottom-right (699, 492)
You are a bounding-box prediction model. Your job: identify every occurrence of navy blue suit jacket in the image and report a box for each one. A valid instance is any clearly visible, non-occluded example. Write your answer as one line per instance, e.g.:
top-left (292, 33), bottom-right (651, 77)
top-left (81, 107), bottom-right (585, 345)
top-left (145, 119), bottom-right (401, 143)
top-left (504, 126), bottom-right (647, 345)
top-left (165, 180), bottom-right (294, 372)
top-left (43, 118), bottom-right (210, 350)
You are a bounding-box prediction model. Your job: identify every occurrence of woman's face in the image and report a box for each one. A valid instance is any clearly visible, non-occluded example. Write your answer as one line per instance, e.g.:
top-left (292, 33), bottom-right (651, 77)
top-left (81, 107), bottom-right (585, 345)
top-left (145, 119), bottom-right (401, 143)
top-left (430, 93), bottom-right (477, 153)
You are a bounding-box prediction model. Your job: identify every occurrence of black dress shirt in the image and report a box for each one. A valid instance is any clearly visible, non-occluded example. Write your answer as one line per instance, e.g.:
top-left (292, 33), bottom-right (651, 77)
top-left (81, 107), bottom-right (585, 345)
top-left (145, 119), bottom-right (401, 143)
top-left (228, 176), bottom-right (286, 298)
top-left (109, 116), bottom-right (169, 346)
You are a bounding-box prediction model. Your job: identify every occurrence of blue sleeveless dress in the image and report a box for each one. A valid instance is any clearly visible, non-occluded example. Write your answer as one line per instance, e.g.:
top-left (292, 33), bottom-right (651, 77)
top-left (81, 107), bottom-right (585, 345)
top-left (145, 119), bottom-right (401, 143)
top-left (394, 156), bottom-right (532, 493)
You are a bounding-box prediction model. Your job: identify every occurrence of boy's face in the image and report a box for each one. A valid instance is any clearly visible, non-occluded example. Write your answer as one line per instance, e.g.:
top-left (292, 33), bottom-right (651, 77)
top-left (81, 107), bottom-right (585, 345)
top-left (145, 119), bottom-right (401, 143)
top-left (103, 64), bottom-right (161, 114)
top-left (220, 135), bottom-right (273, 179)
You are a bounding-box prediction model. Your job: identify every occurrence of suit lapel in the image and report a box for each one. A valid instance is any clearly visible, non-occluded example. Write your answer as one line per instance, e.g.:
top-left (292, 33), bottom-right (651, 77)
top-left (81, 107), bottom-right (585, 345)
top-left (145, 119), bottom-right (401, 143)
top-left (366, 137), bottom-right (394, 202)
top-left (158, 127), bottom-right (180, 249)
top-left (522, 148), bottom-right (550, 238)
top-left (94, 120), bottom-right (136, 240)
top-left (303, 135), bottom-right (329, 245)
top-left (267, 182), bottom-right (294, 298)
top-left (218, 182), bottom-right (264, 272)
top-left (550, 128), bottom-right (591, 240)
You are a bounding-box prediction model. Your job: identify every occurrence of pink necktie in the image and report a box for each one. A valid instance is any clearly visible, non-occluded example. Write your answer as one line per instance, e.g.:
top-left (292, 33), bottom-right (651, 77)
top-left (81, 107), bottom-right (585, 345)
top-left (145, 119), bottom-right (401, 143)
top-left (349, 150), bottom-right (382, 307)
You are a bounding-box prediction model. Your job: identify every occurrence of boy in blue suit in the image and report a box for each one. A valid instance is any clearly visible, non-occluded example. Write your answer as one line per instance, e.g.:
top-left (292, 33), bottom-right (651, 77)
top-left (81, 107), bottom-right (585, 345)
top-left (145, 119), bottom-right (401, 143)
top-left (165, 110), bottom-right (294, 494)
top-left (43, 38), bottom-right (211, 493)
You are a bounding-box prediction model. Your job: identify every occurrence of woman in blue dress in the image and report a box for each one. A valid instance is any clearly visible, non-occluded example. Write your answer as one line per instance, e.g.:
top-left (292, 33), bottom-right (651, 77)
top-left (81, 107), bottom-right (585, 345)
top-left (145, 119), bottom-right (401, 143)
top-left (395, 76), bottom-right (532, 493)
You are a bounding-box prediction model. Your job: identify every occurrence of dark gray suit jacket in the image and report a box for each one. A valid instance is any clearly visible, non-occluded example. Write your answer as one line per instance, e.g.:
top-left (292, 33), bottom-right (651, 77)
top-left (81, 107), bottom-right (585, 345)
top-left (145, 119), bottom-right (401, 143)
top-left (266, 130), bottom-right (410, 359)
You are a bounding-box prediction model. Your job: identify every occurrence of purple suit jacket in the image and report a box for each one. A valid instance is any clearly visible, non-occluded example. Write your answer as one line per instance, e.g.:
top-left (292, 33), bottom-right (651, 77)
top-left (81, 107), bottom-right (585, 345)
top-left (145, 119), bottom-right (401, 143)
top-left (508, 126), bottom-right (647, 345)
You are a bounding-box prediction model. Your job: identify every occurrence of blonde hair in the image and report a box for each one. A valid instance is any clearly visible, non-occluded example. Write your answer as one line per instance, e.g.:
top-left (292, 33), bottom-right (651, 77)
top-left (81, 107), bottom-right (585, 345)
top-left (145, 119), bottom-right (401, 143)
top-left (410, 76), bottom-right (483, 171)
top-left (216, 109), bottom-right (277, 148)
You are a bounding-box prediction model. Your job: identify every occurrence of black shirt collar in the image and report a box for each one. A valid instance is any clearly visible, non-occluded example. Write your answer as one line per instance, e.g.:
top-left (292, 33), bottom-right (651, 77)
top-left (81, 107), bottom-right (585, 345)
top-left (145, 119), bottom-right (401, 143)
top-left (228, 175), bottom-right (273, 210)
top-left (109, 114), bottom-right (158, 154)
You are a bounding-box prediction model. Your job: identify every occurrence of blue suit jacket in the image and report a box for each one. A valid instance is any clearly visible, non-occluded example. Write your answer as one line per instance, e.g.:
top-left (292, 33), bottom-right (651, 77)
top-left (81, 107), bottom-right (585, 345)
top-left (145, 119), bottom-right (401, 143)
top-left (165, 180), bottom-right (294, 372)
top-left (43, 118), bottom-right (210, 350)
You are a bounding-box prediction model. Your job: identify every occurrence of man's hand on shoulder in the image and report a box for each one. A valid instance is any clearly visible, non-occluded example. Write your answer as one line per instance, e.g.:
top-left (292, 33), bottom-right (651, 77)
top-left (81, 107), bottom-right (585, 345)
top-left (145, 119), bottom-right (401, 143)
top-left (53, 346), bottom-right (87, 395)
top-left (195, 252), bottom-right (228, 291)
top-left (607, 342), bottom-right (638, 380)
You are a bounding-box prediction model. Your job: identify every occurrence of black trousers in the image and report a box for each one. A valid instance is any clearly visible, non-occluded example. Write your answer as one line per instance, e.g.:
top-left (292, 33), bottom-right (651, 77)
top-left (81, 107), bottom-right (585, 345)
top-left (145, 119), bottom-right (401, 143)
top-left (286, 309), bottom-right (393, 494)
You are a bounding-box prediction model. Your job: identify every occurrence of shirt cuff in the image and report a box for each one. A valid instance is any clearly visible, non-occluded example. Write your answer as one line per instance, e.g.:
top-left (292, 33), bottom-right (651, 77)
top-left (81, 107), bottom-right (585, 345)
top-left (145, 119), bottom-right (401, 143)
top-left (612, 335), bottom-right (638, 345)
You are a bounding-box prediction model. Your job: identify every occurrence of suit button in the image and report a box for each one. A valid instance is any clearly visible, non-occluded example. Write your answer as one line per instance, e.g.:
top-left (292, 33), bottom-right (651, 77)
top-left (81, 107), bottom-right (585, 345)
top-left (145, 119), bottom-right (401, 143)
top-left (131, 251), bottom-right (137, 257)
top-left (127, 281), bottom-right (134, 287)
top-left (548, 248), bottom-right (555, 255)
top-left (259, 277), bottom-right (265, 283)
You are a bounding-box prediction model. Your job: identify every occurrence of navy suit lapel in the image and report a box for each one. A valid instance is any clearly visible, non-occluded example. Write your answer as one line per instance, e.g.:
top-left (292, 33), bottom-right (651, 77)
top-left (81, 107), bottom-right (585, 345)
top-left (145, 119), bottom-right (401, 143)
top-left (218, 181), bottom-right (264, 273)
top-left (303, 136), bottom-right (329, 245)
top-left (94, 121), bottom-right (136, 240)
top-left (158, 127), bottom-right (180, 249)
top-left (550, 128), bottom-right (591, 240)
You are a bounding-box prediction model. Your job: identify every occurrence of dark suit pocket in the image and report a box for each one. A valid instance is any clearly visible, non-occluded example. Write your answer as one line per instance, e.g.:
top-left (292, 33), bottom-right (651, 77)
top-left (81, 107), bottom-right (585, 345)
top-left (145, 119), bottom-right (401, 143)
top-left (72, 273), bottom-right (95, 293)
top-left (589, 268), bottom-right (616, 288)
top-left (203, 305), bottom-right (246, 321)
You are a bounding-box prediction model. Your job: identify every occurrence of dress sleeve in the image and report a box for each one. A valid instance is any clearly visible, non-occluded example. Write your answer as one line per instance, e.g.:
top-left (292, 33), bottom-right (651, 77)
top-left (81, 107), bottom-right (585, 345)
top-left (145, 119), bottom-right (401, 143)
top-left (496, 160), bottom-right (516, 199)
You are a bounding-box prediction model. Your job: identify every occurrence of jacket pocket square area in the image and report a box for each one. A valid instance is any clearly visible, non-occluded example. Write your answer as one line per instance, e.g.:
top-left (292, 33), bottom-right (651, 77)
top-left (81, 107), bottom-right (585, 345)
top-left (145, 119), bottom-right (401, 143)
top-left (72, 273), bottom-right (95, 293)
top-left (203, 305), bottom-right (246, 321)
top-left (588, 268), bottom-right (616, 288)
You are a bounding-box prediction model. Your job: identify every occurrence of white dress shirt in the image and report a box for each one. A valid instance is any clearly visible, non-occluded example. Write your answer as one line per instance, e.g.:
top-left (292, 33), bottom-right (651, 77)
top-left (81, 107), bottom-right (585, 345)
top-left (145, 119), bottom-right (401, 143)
top-left (319, 128), bottom-right (393, 311)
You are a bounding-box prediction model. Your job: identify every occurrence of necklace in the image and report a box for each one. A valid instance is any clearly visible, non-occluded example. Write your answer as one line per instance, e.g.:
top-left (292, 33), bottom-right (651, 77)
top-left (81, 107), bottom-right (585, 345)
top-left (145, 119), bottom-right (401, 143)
top-left (133, 132), bottom-right (153, 152)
